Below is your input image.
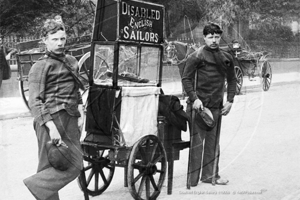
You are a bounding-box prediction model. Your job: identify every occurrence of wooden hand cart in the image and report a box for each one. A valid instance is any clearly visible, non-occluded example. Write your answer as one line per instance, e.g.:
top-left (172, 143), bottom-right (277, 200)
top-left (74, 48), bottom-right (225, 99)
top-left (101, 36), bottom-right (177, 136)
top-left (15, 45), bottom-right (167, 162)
top-left (73, 1), bottom-right (190, 200)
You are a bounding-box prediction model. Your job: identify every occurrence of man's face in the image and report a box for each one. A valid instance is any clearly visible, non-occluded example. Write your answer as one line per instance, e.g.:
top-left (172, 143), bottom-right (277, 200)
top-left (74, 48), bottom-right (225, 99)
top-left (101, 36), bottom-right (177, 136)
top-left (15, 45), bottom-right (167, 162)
top-left (204, 33), bottom-right (221, 49)
top-left (43, 30), bottom-right (66, 54)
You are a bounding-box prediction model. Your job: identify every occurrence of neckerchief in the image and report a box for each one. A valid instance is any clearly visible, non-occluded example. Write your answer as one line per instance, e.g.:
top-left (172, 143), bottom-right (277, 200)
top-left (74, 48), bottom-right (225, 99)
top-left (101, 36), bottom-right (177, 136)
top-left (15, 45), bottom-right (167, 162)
top-left (204, 46), bottom-right (227, 76)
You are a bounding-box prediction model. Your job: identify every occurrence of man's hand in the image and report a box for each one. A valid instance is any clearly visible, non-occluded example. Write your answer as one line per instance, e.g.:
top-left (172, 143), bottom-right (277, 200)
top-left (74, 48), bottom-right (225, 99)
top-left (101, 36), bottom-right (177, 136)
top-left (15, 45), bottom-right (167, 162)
top-left (193, 99), bottom-right (203, 111)
top-left (45, 120), bottom-right (62, 146)
top-left (221, 101), bottom-right (233, 116)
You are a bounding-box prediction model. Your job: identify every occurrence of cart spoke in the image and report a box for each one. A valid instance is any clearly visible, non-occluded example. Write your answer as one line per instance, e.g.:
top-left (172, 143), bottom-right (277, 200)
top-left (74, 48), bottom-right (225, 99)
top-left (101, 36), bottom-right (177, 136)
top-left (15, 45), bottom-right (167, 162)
top-left (94, 171), bottom-right (99, 190)
top-left (146, 176), bottom-right (150, 199)
top-left (146, 139), bottom-right (151, 161)
top-left (265, 79), bottom-right (270, 88)
top-left (133, 171), bottom-right (145, 184)
top-left (266, 78), bottom-right (270, 84)
top-left (139, 146), bottom-right (147, 163)
top-left (98, 168), bottom-right (108, 185)
top-left (86, 168), bottom-right (95, 186)
top-left (156, 169), bottom-right (164, 174)
top-left (84, 164), bottom-right (93, 171)
top-left (105, 164), bottom-right (114, 170)
top-left (149, 175), bottom-right (158, 191)
top-left (99, 150), bottom-right (104, 157)
top-left (150, 142), bottom-right (158, 161)
top-left (79, 70), bottom-right (87, 76)
top-left (266, 80), bottom-right (269, 90)
top-left (137, 175), bottom-right (147, 196)
top-left (132, 162), bottom-right (145, 170)
top-left (152, 154), bottom-right (164, 165)
top-left (263, 81), bottom-right (267, 90)
top-left (79, 73), bottom-right (89, 82)
top-left (81, 65), bottom-right (89, 75)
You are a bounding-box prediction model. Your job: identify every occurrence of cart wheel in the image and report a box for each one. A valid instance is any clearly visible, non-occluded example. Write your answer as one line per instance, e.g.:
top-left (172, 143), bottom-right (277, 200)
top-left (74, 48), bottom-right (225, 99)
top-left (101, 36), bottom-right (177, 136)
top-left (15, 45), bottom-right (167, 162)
top-left (234, 65), bottom-right (243, 95)
top-left (77, 149), bottom-right (115, 196)
top-left (18, 76), bottom-right (30, 110)
top-left (127, 135), bottom-right (167, 200)
top-left (78, 52), bottom-right (110, 82)
top-left (260, 60), bottom-right (272, 91)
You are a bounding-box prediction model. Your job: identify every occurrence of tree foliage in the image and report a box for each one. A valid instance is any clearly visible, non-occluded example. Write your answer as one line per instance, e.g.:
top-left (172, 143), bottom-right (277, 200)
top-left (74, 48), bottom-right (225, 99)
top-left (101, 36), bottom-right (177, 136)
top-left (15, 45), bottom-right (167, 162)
top-left (194, 0), bottom-right (300, 35)
top-left (251, 0), bottom-right (300, 18)
top-left (144, 0), bottom-right (204, 37)
top-left (0, 0), bottom-right (62, 36)
top-left (1, 0), bottom-right (299, 42)
top-left (0, 0), bottom-right (95, 37)
top-left (248, 24), bottom-right (295, 43)
top-left (58, 0), bottom-right (95, 37)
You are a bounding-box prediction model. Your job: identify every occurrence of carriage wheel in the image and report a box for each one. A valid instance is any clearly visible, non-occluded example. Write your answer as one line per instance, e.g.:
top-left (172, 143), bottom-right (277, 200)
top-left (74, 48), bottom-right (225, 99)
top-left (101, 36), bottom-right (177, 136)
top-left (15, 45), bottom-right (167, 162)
top-left (260, 60), bottom-right (272, 91)
top-left (127, 135), bottom-right (167, 200)
top-left (77, 149), bottom-right (115, 196)
top-left (78, 52), bottom-right (110, 83)
top-left (18, 76), bottom-right (30, 110)
top-left (234, 65), bottom-right (243, 95)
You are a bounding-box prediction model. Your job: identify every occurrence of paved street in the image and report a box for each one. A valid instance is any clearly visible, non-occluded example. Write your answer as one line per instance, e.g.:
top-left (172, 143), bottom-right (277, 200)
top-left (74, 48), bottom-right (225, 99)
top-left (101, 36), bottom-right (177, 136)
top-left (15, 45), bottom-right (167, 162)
top-left (1, 81), bottom-right (300, 200)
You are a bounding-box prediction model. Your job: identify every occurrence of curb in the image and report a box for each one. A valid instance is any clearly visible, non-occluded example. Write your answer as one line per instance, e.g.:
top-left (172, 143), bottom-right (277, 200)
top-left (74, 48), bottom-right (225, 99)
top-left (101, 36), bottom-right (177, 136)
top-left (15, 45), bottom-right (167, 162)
top-left (1, 79), bottom-right (299, 121)
top-left (173, 81), bottom-right (299, 99)
top-left (0, 111), bottom-right (31, 121)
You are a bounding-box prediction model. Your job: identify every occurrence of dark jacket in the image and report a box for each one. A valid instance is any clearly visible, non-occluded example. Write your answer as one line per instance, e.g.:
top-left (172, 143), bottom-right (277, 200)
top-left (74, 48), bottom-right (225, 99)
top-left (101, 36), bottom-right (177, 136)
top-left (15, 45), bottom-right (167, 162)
top-left (28, 52), bottom-right (83, 126)
top-left (182, 45), bottom-right (237, 109)
top-left (159, 95), bottom-right (190, 131)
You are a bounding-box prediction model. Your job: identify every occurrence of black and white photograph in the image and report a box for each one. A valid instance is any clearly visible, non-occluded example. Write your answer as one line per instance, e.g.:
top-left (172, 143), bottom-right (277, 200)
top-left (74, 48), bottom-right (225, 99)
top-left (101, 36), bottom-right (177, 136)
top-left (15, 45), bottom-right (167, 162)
top-left (0, 0), bottom-right (299, 199)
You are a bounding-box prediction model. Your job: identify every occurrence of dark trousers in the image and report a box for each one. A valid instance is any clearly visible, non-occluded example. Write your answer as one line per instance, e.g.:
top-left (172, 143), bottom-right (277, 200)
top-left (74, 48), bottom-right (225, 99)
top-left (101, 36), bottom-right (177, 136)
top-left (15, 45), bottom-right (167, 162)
top-left (187, 104), bottom-right (221, 186)
top-left (24, 110), bottom-right (83, 200)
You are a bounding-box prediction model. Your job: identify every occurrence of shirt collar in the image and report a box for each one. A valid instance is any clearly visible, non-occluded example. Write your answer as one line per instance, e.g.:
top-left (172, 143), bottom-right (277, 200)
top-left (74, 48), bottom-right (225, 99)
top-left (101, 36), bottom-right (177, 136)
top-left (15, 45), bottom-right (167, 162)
top-left (204, 45), bottom-right (220, 53)
top-left (46, 50), bottom-right (66, 58)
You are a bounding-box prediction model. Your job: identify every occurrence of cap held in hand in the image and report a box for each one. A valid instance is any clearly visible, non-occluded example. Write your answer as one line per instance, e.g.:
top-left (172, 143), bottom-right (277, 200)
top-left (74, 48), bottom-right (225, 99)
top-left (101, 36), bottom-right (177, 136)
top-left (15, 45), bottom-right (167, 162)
top-left (46, 141), bottom-right (72, 171)
top-left (197, 107), bottom-right (216, 131)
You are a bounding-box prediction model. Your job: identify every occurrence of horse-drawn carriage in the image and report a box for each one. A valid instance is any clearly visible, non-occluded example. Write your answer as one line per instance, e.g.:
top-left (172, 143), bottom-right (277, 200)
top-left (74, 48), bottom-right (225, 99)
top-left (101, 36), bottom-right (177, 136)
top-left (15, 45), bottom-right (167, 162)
top-left (17, 0), bottom-right (192, 199)
top-left (221, 41), bottom-right (272, 94)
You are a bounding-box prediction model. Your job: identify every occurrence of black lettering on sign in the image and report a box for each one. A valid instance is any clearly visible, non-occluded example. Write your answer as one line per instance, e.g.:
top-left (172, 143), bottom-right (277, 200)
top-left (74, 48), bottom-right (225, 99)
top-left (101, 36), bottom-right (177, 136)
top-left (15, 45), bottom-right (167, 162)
top-left (119, 0), bottom-right (163, 44)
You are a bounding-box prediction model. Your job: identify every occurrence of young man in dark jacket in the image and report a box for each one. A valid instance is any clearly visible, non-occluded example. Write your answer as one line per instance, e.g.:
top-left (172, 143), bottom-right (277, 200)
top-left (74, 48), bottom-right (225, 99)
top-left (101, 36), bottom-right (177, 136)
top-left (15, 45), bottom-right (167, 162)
top-left (23, 19), bottom-right (84, 200)
top-left (182, 22), bottom-right (237, 186)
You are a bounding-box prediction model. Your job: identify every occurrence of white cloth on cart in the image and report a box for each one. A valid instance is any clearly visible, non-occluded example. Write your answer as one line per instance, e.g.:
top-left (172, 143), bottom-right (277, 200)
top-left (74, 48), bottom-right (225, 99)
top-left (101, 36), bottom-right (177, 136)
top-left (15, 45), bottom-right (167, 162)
top-left (120, 87), bottom-right (160, 146)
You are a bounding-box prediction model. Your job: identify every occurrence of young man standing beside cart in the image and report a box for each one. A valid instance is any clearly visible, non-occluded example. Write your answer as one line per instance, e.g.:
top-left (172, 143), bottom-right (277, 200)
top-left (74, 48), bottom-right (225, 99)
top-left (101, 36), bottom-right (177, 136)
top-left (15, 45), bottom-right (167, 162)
top-left (23, 19), bottom-right (84, 200)
top-left (182, 22), bottom-right (237, 186)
